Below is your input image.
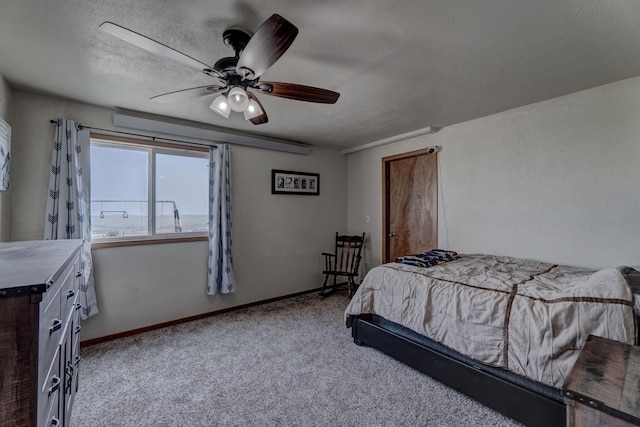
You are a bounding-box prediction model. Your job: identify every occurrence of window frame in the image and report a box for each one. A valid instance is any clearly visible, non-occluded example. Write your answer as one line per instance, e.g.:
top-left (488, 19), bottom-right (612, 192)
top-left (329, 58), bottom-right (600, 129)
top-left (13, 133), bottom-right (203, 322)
top-left (89, 133), bottom-right (210, 248)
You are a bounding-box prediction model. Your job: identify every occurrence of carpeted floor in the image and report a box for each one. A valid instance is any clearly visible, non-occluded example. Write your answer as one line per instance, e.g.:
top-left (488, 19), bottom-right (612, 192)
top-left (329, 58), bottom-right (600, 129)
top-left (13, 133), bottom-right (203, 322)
top-left (71, 293), bottom-right (521, 426)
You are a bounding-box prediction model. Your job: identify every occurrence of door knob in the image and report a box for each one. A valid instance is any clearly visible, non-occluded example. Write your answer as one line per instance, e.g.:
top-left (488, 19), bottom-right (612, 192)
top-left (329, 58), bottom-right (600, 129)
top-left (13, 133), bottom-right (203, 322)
top-left (388, 232), bottom-right (396, 237)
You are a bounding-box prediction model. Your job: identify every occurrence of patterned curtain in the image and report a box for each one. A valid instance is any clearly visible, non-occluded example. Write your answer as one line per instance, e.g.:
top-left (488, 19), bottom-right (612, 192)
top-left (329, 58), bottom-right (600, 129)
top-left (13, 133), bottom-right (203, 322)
top-left (207, 144), bottom-right (236, 295)
top-left (44, 118), bottom-right (98, 319)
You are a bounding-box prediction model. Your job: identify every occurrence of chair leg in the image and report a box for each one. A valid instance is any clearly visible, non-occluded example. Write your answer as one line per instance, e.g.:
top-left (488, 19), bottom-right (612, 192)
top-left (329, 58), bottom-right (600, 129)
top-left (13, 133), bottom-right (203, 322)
top-left (319, 273), bottom-right (331, 296)
top-left (320, 274), bottom-right (340, 297)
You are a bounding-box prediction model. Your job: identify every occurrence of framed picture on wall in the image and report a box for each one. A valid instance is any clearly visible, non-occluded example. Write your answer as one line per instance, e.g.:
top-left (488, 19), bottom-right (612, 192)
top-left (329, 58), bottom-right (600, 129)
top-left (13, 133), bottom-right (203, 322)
top-left (271, 169), bottom-right (320, 195)
top-left (0, 117), bottom-right (11, 192)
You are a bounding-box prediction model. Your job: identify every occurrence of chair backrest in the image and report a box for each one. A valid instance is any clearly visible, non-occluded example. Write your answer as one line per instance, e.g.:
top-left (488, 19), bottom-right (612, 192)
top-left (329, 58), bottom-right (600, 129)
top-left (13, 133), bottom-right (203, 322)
top-left (334, 232), bottom-right (365, 275)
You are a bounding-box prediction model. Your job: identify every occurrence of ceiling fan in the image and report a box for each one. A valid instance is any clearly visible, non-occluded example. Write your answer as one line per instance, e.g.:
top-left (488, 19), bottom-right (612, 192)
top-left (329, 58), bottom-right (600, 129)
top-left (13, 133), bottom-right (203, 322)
top-left (99, 14), bottom-right (340, 125)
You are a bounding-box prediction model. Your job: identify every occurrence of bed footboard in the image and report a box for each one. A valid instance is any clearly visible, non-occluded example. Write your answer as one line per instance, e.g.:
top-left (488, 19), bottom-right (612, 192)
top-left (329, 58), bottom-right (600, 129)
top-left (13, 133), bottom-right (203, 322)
top-left (351, 315), bottom-right (566, 427)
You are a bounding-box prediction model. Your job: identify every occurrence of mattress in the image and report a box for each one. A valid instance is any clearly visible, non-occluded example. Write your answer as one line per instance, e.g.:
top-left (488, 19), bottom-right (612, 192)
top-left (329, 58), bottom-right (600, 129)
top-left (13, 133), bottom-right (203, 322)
top-left (345, 254), bottom-right (637, 388)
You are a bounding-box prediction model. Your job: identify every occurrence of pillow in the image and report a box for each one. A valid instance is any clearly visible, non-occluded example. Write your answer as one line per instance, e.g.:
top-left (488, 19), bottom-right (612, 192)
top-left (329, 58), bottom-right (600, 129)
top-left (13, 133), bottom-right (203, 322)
top-left (621, 267), bottom-right (640, 293)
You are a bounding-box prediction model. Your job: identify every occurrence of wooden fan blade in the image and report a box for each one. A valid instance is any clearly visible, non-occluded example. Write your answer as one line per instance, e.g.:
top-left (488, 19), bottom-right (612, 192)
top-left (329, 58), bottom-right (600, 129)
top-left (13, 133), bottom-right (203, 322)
top-left (99, 21), bottom-right (221, 78)
top-left (258, 82), bottom-right (340, 104)
top-left (247, 93), bottom-right (268, 125)
top-left (236, 14), bottom-right (298, 80)
top-left (150, 86), bottom-right (225, 103)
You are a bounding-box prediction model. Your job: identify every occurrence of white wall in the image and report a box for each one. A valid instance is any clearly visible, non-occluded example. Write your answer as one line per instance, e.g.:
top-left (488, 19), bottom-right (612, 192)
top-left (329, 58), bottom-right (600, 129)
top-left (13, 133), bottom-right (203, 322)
top-left (0, 75), bottom-right (12, 241)
top-left (348, 76), bottom-right (640, 271)
top-left (11, 91), bottom-right (347, 340)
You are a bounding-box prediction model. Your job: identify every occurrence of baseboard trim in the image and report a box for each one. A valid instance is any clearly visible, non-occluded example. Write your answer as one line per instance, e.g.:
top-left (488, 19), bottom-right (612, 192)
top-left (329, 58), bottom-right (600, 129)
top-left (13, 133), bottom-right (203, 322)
top-left (80, 287), bottom-right (323, 346)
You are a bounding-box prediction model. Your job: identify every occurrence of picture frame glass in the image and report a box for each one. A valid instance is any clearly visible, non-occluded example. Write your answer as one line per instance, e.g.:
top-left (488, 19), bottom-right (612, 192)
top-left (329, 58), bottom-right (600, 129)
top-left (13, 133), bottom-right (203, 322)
top-left (0, 118), bottom-right (11, 192)
top-left (272, 170), bottom-right (319, 195)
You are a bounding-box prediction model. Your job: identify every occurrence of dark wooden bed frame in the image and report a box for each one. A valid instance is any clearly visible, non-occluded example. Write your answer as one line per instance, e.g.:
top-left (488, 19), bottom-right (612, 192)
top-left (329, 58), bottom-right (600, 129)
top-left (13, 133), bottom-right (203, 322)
top-left (349, 268), bottom-right (640, 426)
top-left (350, 314), bottom-right (567, 427)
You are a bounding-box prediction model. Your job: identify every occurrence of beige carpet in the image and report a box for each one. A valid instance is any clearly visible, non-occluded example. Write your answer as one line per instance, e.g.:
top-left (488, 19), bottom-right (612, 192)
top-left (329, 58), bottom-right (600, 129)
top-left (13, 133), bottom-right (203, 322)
top-left (71, 293), bottom-right (521, 426)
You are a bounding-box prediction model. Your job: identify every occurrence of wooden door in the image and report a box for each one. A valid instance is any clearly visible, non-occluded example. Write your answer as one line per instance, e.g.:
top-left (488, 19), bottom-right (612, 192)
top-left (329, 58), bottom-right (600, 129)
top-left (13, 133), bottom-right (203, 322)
top-left (383, 149), bottom-right (437, 263)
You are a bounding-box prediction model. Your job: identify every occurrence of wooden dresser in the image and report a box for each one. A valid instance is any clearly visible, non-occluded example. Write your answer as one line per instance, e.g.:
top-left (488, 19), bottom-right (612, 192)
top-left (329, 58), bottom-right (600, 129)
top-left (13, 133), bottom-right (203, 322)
top-left (564, 335), bottom-right (640, 427)
top-left (0, 239), bottom-right (83, 427)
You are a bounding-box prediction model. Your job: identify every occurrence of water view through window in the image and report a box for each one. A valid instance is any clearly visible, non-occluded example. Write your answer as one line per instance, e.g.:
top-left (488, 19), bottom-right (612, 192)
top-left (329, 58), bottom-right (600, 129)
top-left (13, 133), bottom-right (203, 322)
top-left (155, 153), bottom-right (209, 234)
top-left (90, 141), bottom-right (209, 239)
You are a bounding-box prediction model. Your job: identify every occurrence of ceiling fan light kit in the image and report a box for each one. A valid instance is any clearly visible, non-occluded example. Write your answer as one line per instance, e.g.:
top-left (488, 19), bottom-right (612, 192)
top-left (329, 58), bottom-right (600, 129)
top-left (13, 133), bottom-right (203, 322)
top-left (209, 95), bottom-right (231, 118)
top-left (99, 14), bottom-right (340, 125)
top-left (243, 99), bottom-right (264, 120)
top-left (227, 87), bottom-right (250, 112)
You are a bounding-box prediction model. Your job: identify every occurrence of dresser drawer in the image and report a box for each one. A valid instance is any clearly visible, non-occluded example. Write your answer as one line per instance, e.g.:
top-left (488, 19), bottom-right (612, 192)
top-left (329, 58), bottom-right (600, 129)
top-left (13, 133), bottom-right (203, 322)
top-left (71, 306), bottom-right (81, 362)
top-left (43, 392), bottom-right (61, 427)
top-left (39, 286), bottom-right (63, 376)
top-left (40, 253), bottom-right (76, 308)
top-left (63, 294), bottom-right (82, 421)
top-left (61, 260), bottom-right (81, 316)
top-left (39, 346), bottom-right (61, 427)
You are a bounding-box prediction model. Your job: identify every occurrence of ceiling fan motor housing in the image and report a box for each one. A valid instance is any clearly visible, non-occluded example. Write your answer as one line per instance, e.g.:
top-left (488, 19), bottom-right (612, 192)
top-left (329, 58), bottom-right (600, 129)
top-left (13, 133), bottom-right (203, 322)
top-left (214, 29), bottom-right (259, 88)
top-left (213, 57), bottom-right (240, 76)
top-left (212, 60), bottom-right (258, 92)
top-left (223, 29), bottom-right (251, 55)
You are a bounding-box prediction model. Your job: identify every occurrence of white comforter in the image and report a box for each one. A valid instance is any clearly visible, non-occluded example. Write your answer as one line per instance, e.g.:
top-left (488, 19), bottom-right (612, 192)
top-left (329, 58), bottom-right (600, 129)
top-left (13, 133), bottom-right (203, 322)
top-left (345, 254), bottom-right (637, 388)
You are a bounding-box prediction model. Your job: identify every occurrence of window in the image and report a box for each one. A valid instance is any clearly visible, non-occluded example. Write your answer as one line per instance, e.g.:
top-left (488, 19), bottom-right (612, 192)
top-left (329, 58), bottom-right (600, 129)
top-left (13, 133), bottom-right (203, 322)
top-left (90, 135), bottom-right (209, 242)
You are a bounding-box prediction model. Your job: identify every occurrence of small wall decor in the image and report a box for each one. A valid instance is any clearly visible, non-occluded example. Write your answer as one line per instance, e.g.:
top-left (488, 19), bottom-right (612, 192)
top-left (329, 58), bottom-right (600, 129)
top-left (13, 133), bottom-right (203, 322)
top-left (0, 117), bottom-right (11, 191)
top-left (271, 169), bottom-right (320, 195)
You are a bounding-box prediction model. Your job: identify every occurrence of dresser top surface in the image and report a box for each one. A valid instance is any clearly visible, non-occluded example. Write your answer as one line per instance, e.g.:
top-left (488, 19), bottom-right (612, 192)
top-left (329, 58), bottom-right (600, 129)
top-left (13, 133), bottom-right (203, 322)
top-left (0, 240), bottom-right (82, 292)
top-left (564, 335), bottom-right (640, 422)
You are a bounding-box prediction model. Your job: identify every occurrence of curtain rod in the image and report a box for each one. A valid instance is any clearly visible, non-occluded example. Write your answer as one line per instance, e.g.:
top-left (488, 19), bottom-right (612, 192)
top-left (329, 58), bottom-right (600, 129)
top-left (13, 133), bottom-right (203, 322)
top-left (48, 119), bottom-right (216, 149)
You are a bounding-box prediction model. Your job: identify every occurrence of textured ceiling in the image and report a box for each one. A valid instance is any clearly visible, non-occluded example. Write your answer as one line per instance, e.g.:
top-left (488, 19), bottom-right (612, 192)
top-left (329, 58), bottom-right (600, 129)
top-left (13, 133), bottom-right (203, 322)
top-left (1, 0), bottom-right (640, 150)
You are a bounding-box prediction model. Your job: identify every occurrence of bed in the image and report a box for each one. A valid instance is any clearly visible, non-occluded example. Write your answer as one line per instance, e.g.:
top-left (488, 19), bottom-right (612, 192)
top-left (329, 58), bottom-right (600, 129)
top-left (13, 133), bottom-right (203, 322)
top-left (345, 253), bottom-right (639, 427)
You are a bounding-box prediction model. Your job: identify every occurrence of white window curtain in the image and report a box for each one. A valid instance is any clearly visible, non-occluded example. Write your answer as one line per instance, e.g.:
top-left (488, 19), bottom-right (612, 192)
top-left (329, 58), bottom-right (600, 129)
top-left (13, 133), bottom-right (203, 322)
top-left (207, 144), bottom-right (236, 295)
top-left (44, 118), bottom-right (98, 319)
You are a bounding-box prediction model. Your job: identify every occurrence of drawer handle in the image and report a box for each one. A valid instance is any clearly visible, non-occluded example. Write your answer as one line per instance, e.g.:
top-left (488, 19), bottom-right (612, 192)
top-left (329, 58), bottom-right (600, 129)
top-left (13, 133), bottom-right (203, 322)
top-left (51, 416), bottom-right (60, 427)
top-left (75, 303), bottom-right (82, 311)
top-left (74, 355), bottom-right (81, 366)
top-left (49, 319), bottom-right (62, 335)
top-left (66, 363), bottom-right (74, 392)
top-left (75, 325), bottom-right (82, 334)
top-left (76, 271), bottom-right (82, 278)
top-left (48, 375), bottom-right (61, 395)
top-left (66, 289), bottom-right (76, 299)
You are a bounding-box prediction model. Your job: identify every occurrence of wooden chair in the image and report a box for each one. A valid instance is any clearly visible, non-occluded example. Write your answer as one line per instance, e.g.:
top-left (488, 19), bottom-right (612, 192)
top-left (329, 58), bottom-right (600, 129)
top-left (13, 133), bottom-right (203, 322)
top-left (320, 232), bottom-right (365, 297)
